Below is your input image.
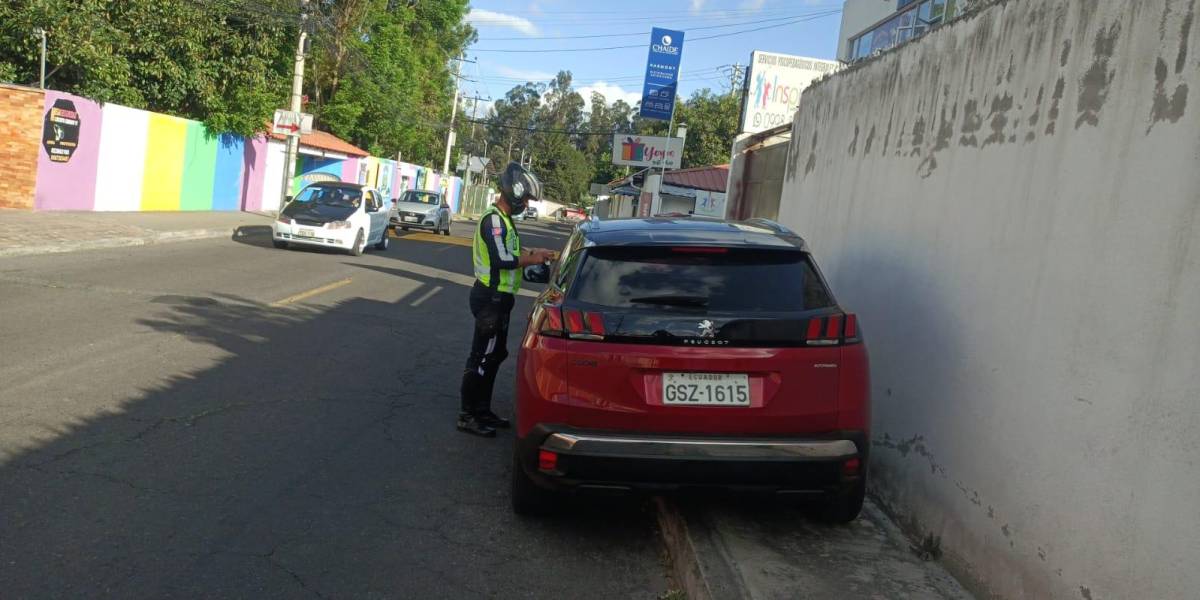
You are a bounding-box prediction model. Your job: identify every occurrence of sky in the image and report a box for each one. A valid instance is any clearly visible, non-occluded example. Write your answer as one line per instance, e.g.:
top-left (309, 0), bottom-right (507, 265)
top-left (460, 0), bottom-right (846, 116)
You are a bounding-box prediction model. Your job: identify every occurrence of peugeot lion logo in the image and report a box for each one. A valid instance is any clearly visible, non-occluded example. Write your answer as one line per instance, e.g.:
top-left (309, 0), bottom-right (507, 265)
top-left (698, 320), bottom-right (715, 338)
top-left (662, 35), bottom-right (673, 46)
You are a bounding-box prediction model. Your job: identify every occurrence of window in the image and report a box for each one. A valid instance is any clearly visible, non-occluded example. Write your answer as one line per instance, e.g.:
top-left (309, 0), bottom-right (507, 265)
top-left (852, 31), bottom-right (875, 60)
top-left (552, 231), bottom-right (586, 290)
top-left (871, 15), bottom-right (901, 53)
top-left (571, 247), bottom-right (834, 314)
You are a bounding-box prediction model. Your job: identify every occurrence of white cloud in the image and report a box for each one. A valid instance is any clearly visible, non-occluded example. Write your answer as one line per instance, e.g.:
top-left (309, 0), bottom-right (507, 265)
top-left (578, 81), bottom-right (642, 114)
top-left (690, 0), bottom-right (706, 14)
top-left (494, 64), bottom-right (555, 82)
top-left (466, 9), bottom-right (539, 37)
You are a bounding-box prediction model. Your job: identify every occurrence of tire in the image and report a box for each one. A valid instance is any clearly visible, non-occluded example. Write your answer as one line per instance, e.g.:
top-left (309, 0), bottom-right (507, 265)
top-left (349, 229), bottom-right (365, 256)
top-left (273, 240), bottom-right (288, 249)
top-left (442, 220), bottom-right (451, 236)
top-left (400, 226), bottom-right (409, 231)
top-left (511, 446), bottom-right (554, 516)
top-left (374, 229), bottom-right (389, 250)
top-left (817, 478), bottom-right (866, 524)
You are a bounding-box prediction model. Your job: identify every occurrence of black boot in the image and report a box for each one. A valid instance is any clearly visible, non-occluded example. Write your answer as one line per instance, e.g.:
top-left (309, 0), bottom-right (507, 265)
top-left (477, 410), bottom-right (511, 429)
top-left (456, 413), bottom-right (497, 437)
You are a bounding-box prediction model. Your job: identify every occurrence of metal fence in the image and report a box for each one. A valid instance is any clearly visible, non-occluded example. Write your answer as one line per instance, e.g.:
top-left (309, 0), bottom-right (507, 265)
top-left (458, 185), bottom-right (492, 218)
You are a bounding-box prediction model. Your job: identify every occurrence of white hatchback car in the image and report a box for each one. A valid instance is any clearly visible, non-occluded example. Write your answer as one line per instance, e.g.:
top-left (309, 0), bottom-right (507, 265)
top-left (273, 182), bottom-right (391, 256)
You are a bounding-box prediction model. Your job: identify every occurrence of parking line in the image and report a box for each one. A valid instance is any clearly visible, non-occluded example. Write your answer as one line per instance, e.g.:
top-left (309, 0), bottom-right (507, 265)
top-left (394, 231), bottom-right (472, 247)
top-left (269, 277), bottom-right (353, 307)
top-left (410, 285), bottom-right (443, 307)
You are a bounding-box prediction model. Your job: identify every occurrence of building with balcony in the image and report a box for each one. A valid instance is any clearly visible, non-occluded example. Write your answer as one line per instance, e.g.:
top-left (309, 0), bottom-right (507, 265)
top-left (837, 0), bottom-right (977, 63)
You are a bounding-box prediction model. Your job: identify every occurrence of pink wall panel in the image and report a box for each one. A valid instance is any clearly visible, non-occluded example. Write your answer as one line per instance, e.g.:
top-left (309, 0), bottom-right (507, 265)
top-left (34, 90), bottom-right (103, 210)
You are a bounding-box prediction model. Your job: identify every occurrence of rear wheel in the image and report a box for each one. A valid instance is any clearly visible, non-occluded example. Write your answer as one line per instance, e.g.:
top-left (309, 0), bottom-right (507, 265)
top-left (817, 478), bottom-right (866, 524)
top-left (511, 446), bottom-right (554, 516)
top-left (273, 240), bottom-right (288, 249)
top-left (400, 226), bottom-right (409, 231)
top-left (442, 220), bottom-right (451, 236)
top-left (349, 229), bottom-right (365, 256)
top-left (374, 229), bottom-right (389, 250)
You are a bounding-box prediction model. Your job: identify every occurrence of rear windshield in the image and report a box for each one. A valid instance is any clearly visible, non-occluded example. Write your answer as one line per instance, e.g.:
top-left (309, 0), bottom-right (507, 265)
top-left (570, 246), bottom-right (834, 313)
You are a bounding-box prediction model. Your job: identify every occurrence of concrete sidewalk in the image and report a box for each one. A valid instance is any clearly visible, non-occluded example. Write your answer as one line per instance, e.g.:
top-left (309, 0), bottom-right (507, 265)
top-left (0, 209), bottom-right (275, 258)
top-left (657, 497), bottom-right (973, 600)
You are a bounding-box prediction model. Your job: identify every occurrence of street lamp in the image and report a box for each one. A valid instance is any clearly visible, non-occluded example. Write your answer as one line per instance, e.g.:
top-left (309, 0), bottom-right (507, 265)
top-left (32, 27), bottom-right (46, 89)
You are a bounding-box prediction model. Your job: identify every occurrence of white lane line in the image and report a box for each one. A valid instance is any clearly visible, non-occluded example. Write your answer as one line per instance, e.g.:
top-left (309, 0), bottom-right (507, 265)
top-left (410, 285), bottom-right (443, 307)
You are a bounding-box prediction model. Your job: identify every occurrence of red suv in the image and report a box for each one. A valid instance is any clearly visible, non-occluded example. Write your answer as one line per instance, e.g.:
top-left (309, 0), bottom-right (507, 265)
top-left (513, 217), bottom-right (869, 522)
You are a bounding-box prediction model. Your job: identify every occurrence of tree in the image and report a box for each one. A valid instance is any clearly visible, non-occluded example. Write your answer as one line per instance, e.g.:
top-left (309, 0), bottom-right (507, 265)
top-left (673, 89), bottom-right (741, 168)
top-left (0, 0), bottom-right (295, 135)
top-left (475, 74), bottom-right (743, 203)
top-left (308, 0), bottom-right (474, 163)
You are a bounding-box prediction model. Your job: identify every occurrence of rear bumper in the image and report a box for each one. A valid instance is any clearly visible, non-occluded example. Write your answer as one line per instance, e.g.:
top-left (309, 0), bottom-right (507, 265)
top-left (517, 424), bottom-right (868, 494)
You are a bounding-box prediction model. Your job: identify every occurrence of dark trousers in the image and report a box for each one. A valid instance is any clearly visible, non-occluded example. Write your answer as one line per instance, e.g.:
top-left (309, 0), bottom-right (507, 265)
top-left (460, 281), bottom-right (515, 416)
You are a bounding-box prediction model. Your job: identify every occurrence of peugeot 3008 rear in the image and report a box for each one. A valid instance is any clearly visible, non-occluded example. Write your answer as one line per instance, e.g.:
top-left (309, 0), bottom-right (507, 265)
top-left (512, 217), bottom-right (869, 522)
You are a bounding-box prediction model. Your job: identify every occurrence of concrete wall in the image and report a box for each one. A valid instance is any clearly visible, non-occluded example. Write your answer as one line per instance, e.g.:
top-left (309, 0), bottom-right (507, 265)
top-left (725, 128), bottom-right (792, 220)
top-left (0, 86), bottom-right (461, 213)
top-left (0, 85), bottom-right (42, 209)
top-left (778, 0), bottom-right (1200, 598)
top-left (838, 0), bottom-right (900, 61)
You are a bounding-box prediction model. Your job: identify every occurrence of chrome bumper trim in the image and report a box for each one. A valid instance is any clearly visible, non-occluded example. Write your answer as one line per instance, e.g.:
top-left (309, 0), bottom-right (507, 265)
top-left (542, 433), bottom-right (857, 460)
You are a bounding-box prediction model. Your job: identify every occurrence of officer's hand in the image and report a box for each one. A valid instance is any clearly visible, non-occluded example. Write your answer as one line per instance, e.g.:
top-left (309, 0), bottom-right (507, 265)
top-left (528, 248), bottom-right (556, 263)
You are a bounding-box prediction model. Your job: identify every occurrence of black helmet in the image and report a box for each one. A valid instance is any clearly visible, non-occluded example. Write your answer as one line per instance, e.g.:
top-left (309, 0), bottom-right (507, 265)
top-left (499, 162), bottom-right (540, 213)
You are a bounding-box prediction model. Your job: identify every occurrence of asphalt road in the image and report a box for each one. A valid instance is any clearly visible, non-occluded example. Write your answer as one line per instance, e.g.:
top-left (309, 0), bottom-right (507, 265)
top-left (0, 220), bottom-right (670, 598)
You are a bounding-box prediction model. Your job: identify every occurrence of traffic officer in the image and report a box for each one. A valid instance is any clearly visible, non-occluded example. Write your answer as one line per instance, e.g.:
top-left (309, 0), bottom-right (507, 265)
top-left (458, 162), bottom-right (555, 437)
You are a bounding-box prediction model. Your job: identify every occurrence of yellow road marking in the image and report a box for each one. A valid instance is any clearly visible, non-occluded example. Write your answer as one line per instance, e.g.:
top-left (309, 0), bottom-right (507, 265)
top-left (393, 231), bottom-right (472, 247)
top-left (270, 277), bottom-right (353, 307)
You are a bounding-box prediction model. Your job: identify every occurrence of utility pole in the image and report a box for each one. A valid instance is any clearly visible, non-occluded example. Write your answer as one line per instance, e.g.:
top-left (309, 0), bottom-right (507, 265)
top-left (279, 0), bottom-right (309, 207)
top-left (442, 55), bottom-right (475, 176)
top-left (464, 94), bottom-right (491, 150)
top-left (33, 28), bottom-right (46, 89)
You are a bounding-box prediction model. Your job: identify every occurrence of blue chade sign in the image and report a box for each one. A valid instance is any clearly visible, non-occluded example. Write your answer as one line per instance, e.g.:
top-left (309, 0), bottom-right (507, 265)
top-left (639, 27), bottom-right (685, 121)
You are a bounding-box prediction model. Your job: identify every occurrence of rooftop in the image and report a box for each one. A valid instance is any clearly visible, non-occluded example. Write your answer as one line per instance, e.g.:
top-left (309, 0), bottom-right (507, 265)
top-left (270, 129), bottom-right (370, 158)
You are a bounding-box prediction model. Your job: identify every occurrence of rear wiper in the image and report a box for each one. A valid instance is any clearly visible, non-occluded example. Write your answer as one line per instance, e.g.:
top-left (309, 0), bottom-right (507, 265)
top-left (629, 295), bottom-right (709, 307)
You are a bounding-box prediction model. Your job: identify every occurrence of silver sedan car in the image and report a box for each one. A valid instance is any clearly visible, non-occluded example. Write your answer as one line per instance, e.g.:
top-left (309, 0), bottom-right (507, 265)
top-left (390, 190), bottom-right (451, 236)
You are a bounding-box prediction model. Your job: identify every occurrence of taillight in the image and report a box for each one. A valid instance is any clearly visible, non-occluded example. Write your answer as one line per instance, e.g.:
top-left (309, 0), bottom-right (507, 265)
top-left (806, 312), bottom-right (862, 346)
top-left (537, 304), bottom-right (606, 340)
top-left (564, 309), bottom-right (585, 334)
top-left (539, 305), bottom-right (565, 337)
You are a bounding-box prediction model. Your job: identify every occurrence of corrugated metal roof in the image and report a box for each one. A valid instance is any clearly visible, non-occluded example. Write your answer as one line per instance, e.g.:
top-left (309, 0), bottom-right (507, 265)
top-left (664, 164), bottom-right (729, 192)
top-left (606, 164), bottom-right (729, 192)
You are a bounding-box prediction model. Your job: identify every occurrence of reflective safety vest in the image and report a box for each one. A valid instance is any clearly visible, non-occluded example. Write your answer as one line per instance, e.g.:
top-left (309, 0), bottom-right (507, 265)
top-left (473, 206), bottom-right (521, 294)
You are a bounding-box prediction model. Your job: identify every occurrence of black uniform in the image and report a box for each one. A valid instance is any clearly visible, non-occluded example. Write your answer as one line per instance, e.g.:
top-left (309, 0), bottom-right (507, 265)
top-left (460, 211), bottom-right (520, 421)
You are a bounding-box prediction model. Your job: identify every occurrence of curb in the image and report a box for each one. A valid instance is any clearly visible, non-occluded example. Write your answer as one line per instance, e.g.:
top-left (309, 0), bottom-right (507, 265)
top-left (0, 227), bottom-right (238, 259)
top-left (654, 497), bottom-right (749, 600)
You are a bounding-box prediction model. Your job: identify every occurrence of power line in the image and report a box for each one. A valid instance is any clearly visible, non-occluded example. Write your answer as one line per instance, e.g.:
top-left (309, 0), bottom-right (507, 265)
top-left (466, 119), bottom-right (624, 137)
top-left (477, 12), bottom-right (831, 41)
top-left (470, 10), bottom-right (842, 53)
top-left (476, 65), bottom-right (729, 84)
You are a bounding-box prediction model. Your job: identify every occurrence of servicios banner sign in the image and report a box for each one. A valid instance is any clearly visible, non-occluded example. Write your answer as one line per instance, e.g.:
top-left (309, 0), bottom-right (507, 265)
top-left (639, 27), bottom-right (685, 121)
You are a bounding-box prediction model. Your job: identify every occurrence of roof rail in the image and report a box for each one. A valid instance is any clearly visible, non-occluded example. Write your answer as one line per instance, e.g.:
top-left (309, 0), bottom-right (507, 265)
top-left (741, 218), bottom-right (797, 236)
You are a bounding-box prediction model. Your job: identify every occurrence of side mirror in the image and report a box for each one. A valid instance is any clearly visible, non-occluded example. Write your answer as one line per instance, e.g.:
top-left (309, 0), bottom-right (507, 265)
top-left (523, 263), bottom-right (550, 284)
top-left (285, 195), bottom-right (294, 204)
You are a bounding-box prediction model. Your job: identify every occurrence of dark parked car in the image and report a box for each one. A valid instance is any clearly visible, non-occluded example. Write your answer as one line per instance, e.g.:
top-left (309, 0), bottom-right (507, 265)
top-left (512, 216), bottom-right (870, 522)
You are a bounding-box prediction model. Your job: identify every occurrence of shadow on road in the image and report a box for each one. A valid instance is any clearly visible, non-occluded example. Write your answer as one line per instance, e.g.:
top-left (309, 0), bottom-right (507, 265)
top-left (0, 263), bottom-right (664, 597)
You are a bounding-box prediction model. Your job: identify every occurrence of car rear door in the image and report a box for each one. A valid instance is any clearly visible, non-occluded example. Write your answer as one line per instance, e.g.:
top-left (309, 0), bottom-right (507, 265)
top-left (554, 245), bottom-right (847, 436)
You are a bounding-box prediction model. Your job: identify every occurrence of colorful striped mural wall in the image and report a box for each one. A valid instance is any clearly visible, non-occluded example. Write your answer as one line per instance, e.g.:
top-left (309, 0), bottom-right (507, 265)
top-left (30, 88), bottom-right (462, 213)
